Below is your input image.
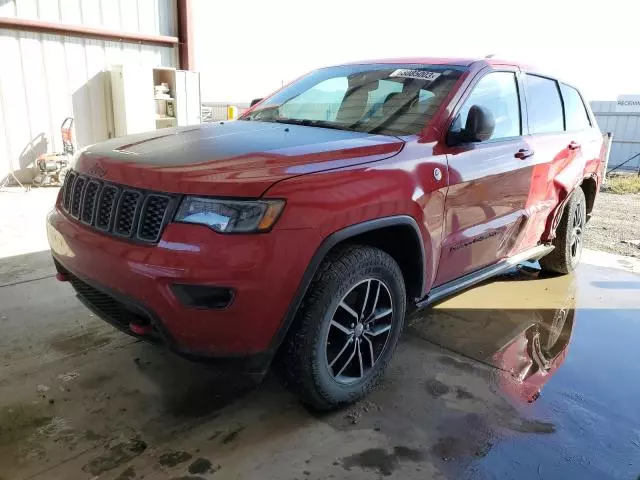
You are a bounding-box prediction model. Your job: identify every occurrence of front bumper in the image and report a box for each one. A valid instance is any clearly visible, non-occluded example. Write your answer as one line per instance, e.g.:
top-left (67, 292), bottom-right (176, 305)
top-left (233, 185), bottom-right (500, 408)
top-left (47, 207), bottom-right (316, 365)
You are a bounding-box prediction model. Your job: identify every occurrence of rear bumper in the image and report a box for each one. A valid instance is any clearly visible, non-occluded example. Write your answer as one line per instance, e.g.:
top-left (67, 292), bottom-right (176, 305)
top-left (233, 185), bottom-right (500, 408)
top-left (47, 207), bottom-right (317, 366)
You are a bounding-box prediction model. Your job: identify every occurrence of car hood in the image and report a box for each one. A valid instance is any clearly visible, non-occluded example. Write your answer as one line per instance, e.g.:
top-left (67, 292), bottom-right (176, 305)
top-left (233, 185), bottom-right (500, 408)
top-left (74, 121), bottom-right (405, 197)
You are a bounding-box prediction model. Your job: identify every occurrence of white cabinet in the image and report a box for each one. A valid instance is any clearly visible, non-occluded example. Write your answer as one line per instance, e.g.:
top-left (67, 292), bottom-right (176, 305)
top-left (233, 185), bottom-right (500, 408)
top-left (110, 65), bottom-right (156, 137)
top-left (183, 70), bottom-right (202, 126)
top-left (110, 66), bottom-right (201, 137)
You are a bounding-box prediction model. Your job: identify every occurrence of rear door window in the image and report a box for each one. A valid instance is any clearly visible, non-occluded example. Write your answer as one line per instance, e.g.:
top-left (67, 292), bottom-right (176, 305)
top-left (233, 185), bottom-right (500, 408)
top-left (560, 84), bottom-right (591, 131)
top-left (525, 74), bottom-right (564, 134)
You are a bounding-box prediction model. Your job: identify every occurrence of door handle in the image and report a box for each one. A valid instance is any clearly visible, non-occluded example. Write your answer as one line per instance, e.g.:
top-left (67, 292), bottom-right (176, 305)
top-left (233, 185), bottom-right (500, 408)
top-left (568, 142), bottom-right (581, 150)
top-left (514, 149), bottom-right (535, 159)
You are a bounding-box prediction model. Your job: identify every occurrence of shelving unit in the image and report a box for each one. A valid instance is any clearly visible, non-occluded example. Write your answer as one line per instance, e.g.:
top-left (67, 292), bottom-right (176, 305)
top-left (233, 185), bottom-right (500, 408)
top-left (153, 68), bottom-right (178, 130)
top-left (110, 65), bottom-right (201, 137)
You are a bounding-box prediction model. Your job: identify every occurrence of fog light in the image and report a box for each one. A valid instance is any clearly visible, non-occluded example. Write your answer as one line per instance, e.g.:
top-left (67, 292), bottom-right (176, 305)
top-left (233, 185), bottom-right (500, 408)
top-left (171, 284), bottom-right (234, 309)
top-left (56, 272), bottom-right (68, 282)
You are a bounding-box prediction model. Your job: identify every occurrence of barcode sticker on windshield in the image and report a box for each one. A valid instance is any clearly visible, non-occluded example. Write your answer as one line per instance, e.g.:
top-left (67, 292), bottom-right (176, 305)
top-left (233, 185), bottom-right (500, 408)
top-left (390, 69), bottom-right (441, 82)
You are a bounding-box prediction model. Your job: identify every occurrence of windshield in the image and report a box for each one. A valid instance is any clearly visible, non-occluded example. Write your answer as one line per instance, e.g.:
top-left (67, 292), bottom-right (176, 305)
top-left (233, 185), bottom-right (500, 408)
top-left (240, 64), bottom-right (465, 136)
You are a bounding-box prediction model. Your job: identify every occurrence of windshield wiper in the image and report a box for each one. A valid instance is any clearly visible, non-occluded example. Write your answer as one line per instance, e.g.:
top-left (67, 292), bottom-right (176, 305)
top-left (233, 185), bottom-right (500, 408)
top-left (272, 118), bottom-right (354, 132)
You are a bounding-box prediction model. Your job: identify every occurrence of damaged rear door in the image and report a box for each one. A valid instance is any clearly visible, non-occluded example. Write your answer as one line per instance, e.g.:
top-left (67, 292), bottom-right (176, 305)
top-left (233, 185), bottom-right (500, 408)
top-left (516, 74), bottom-right (585, 248)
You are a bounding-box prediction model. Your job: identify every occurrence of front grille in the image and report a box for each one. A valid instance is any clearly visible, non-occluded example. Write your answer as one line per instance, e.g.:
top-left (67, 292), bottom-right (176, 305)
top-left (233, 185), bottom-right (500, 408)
top-left (138, 195), bottom-right (171, 242)
top-left (114, 190), bottom-right (142, 236)
top-left (62, 171), bottom-right (76, 211)
top-left (61, 170), bottom-right (175, 244)
top-left (81, 180), bottom-right (100, 224)
top-left (95, 185), bottom-right (119, 231)
top-left (70, 176), bottom-right (86, 218)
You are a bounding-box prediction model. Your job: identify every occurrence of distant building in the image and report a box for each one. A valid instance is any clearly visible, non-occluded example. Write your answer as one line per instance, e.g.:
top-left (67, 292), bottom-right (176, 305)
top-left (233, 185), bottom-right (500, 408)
top-left (591, 96), bottom-right (640, 172)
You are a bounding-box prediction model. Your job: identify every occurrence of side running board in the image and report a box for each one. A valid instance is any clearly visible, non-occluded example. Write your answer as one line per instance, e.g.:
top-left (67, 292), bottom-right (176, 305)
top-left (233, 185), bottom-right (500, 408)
top-left (416, 244), bottom-right (554, 309)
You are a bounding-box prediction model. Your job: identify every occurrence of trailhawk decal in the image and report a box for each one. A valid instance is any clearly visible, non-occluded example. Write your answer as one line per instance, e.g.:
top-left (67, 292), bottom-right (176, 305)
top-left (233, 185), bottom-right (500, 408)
top-left (389, 69), bottom-right (441, 82)
top-left (449, 230), bottom-right (500, 253)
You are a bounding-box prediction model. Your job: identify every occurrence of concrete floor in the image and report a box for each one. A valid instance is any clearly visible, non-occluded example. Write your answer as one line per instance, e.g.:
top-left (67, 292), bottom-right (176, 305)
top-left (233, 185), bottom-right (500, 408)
top-left (1, 187), bottom-right (640, 479)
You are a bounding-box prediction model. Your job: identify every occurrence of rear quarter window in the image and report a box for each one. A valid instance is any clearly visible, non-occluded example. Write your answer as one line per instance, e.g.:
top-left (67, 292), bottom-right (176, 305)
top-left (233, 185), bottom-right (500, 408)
top-left (560, 84), bottom-right (592, 131)
top-left (525, 74), bottom-right (564, 134)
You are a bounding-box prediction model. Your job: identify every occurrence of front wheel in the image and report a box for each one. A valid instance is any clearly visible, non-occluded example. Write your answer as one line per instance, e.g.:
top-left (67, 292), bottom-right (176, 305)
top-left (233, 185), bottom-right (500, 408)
top-left (540, 187), bottom-right (586, 274)
top-left (277, 245), bottom-right (406, 410)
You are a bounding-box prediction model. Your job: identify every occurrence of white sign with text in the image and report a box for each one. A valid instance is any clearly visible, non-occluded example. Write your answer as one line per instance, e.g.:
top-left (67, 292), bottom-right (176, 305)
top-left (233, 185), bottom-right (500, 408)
top-left (616, 95), bottom-right (640, 113)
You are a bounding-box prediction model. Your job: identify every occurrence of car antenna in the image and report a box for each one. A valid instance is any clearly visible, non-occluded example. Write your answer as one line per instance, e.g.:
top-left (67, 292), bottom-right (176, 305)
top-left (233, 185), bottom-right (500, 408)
top-left (484, 53), bottom-right (496, 58)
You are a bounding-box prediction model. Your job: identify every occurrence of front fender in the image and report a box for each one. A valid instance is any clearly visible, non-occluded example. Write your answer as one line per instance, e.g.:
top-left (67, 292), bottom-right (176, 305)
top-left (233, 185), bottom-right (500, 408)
top-left (266, 215), bottom-right (427, 355)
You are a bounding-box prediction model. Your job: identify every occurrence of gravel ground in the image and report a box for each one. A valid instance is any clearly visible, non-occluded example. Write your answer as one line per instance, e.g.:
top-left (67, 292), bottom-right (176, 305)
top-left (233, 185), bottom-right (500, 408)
top-left (584, 192), bottom-right (640, 258)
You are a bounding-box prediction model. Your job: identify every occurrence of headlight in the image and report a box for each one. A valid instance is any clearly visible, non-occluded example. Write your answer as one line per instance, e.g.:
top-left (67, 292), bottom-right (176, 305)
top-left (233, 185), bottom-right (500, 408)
top-left (174, 197), bottom-right (285, 233)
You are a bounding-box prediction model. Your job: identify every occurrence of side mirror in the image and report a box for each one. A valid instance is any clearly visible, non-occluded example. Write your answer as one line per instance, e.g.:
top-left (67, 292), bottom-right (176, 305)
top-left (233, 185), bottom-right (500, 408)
top-left (250, 98), bottom-right (264, 107)
top-left (447, 105), bottom-right (495, 145)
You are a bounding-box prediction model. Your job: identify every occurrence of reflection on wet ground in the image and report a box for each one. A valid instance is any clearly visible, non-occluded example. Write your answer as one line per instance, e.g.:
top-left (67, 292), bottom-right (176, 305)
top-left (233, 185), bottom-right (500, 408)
top-left (411, 266), bottom-right (577, 405)
top-left (0, 260), bottom-right (639, 479)
top-left (408, 263), bottom-right (640, 479)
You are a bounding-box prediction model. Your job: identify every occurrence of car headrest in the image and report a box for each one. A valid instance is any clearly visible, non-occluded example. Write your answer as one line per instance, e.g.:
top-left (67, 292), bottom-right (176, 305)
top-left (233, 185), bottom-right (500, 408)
top-left (382, 92), bottom-right (416, 117)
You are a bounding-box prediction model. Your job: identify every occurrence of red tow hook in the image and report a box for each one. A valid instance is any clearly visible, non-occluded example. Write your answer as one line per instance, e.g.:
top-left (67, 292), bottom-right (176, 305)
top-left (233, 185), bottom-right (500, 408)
top-left (56, 272), bottom-right (68, 282)
top-left (130, 322), bottom-right (153, 336)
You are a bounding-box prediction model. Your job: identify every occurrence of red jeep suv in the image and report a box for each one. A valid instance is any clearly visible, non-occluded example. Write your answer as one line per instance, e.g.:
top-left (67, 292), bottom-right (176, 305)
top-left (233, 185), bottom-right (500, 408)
top-left (48, 57), bottom-right (603, 409)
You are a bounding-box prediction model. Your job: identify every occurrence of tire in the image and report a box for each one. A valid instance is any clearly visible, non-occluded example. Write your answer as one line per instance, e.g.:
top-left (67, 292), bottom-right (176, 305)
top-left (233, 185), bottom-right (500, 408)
top-left (277, 245), bottom-right (406, 410)
top-left (540, 188), bottom-right (586, 275)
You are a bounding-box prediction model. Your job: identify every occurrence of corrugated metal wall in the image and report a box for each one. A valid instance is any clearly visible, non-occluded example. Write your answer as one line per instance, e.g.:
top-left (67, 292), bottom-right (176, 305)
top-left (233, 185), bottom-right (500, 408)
top-left (0, 0), bottom-right (178, 182)
top-left (591, 101), bottom-right (640, 172)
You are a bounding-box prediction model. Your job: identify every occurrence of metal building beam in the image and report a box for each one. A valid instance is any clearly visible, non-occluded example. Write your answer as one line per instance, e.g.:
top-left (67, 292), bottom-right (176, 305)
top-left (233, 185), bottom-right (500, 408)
top-left (177, 0), bottom-right (194, 70)
top-left (0, 16), bottom-right (179, 47)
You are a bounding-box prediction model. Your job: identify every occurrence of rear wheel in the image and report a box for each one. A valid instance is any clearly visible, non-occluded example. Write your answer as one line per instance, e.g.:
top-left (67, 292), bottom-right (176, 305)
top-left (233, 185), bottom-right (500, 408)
top-left (277, 245), bottom-right (406, 410)
top-left (540, 188), bottom-right (586, 274)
